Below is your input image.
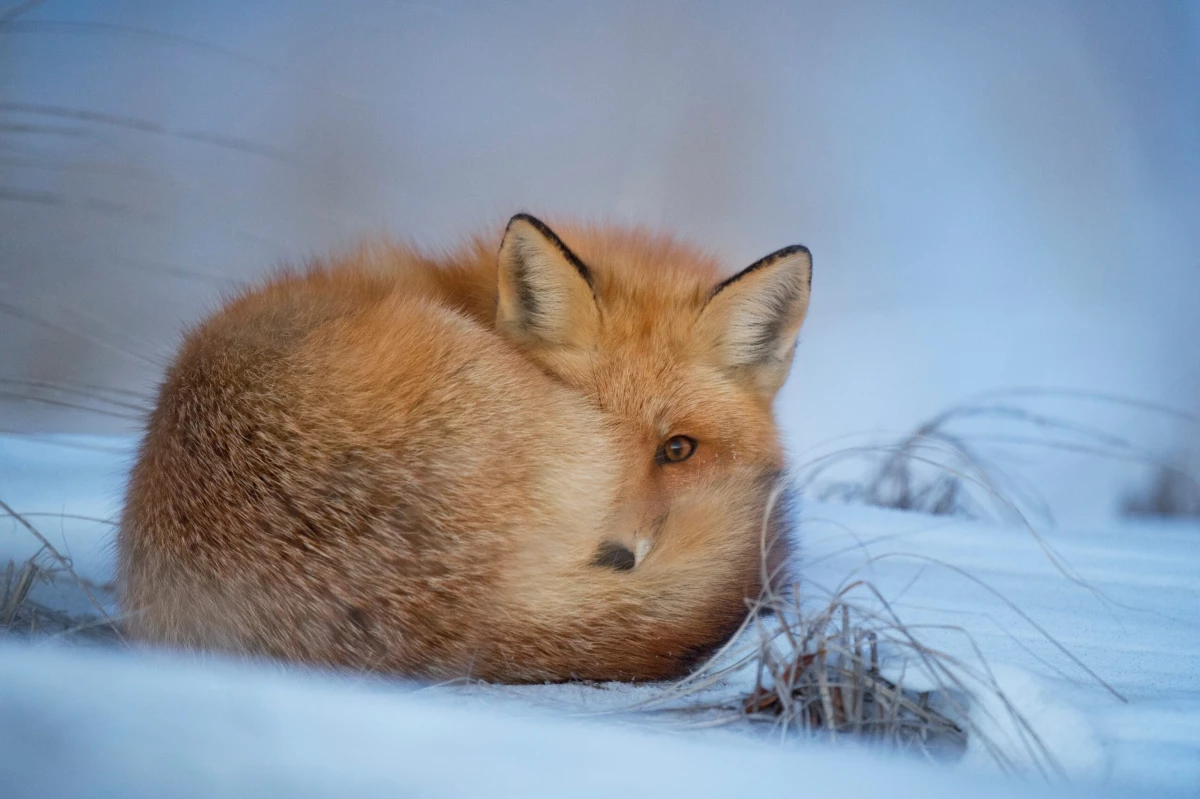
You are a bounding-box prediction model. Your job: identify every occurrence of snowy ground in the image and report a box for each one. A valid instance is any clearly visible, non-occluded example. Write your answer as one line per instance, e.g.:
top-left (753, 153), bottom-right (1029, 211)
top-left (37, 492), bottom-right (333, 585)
top-left (0, 643), bottom-right (1115, 799)
top-left (1, 433), bottom-right (1197, 797)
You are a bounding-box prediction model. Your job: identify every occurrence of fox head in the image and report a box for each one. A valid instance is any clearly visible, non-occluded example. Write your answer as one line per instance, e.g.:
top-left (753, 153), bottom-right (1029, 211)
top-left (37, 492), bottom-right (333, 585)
top-left (491, 213), bottom-right (812, 679)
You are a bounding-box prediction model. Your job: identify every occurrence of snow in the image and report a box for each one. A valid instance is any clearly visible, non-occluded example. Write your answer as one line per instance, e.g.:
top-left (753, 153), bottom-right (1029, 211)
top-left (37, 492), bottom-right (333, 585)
top-left (2, 433), bottom-right (1197, 797)
top-left (0, 642), bottom-right (1109, 799)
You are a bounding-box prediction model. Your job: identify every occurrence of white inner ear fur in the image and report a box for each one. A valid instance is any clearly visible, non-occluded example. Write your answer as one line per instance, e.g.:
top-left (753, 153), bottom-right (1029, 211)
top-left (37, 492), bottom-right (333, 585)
top-left (496, 218), bottom-right (598, 348)
top-left (697, 247), bottom-right (812, 397)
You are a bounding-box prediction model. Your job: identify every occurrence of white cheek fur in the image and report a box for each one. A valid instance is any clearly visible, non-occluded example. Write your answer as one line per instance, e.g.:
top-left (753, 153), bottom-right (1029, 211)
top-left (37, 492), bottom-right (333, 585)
top-left (634, 538), bottom-right (653, 567)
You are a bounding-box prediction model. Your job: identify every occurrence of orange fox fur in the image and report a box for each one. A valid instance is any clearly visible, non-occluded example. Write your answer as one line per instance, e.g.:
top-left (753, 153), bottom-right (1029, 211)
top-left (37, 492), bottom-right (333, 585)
top-left (118, 215), bottom-right (812, 682)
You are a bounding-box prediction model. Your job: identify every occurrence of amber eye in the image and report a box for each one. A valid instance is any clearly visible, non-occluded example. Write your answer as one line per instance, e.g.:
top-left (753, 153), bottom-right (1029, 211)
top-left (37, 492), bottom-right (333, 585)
top-left (657, 435), bottom-right (697, 464)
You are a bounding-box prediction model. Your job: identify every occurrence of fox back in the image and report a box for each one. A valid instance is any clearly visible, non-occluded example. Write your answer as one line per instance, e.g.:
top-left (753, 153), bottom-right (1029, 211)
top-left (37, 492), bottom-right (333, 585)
top-left (118, 215), bottom-right (812, 682)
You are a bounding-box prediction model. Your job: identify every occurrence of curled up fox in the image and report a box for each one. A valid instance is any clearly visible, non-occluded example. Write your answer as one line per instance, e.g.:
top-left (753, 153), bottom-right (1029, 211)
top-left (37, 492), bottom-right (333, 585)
top-left (118, 214), bottom-right (812, 683)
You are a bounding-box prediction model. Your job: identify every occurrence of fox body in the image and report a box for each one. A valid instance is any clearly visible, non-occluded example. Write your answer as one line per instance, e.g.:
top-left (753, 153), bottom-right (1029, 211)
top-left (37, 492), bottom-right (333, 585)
top-left (118, 215), bottom-right (812, 682)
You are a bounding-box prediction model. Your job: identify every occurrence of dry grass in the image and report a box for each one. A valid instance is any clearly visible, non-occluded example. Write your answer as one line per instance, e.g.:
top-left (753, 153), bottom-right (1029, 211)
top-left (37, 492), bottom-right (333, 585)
top-left (0, 498), bottom-right (121, 644)
top-left (611, 448), bottom-right (1133, 778)
top-left (1, 553), bottom-right (120, 642)
top-left (800, 388), bottom-right (1200, 524)
top-left (1122, 456), bottom-right (1200, 519)
top-left (738, 592), bottom-right (966, 752)
top-left (612, 493), bottom-right (1061, 775)
top-left (613, 582), bottom-right (1091, 780)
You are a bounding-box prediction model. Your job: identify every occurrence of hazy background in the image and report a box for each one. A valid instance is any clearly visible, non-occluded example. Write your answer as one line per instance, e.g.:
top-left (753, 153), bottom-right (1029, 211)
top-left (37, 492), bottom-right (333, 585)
top-left (2, 0), bottom-right (1198, 521)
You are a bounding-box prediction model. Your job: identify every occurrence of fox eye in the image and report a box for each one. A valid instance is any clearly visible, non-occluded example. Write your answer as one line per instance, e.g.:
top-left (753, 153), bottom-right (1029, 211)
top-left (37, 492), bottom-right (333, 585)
top-left (657, 435), bottom-right (696, 464)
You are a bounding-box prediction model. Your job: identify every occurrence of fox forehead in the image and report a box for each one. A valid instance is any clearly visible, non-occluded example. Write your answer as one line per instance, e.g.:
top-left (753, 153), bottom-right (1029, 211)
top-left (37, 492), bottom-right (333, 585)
top-left (590, 348), bottom-right (750, 430)
top-left (541, 224), bottom-right (757, 415)
top-left (549, 223), bottom-right (725, 307)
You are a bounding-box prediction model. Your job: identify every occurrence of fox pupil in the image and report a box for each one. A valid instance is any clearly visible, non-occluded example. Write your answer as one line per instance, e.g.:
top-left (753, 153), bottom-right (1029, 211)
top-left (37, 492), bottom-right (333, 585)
top-left (660, 436), bottom-right (696, 464)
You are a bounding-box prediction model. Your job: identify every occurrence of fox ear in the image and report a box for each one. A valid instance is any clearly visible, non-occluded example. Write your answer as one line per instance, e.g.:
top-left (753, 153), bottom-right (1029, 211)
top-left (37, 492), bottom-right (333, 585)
top-left (496, 214), bottom-right (599, 349)
top-left (696, 245), bottom-right (812, 399)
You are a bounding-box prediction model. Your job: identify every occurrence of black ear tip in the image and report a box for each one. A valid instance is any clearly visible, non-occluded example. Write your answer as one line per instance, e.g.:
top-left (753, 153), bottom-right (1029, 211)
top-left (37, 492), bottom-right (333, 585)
top-left (499, 213), bottom-right (594, 286)
top-left (505, 212), bottom-right (548, 235)
top-left (780, 244), bottom-right (813, 288)
top-left (760, 244), bottom-right (812, 271)
top-left (712, 242), bottom-right (813, 297)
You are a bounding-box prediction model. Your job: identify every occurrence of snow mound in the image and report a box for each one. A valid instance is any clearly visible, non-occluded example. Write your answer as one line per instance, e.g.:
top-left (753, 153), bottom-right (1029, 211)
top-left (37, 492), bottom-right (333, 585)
top-left (0, 642), bottom-right (1119, 799)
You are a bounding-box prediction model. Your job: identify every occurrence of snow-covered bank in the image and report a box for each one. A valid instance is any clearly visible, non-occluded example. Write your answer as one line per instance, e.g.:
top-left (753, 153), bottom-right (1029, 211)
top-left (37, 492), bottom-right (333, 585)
top-left (0, 641), bottom-right (1119, 799)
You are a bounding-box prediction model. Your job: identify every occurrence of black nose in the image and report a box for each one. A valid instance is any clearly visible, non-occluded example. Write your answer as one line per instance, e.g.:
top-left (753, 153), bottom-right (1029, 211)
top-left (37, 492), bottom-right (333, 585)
top-left (591, 541), bottom-right (636, 571)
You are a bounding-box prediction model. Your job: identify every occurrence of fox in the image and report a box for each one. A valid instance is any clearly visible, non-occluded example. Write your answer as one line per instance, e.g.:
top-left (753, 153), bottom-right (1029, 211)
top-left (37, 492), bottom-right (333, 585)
top-left (118, 214), bottom-right (812, 683)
